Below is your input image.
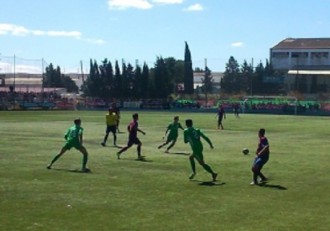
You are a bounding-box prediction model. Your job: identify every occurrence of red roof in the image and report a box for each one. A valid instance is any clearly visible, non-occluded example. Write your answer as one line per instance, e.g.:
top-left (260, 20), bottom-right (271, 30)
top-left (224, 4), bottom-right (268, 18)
top-left (272, 38), bottom-right (330, 49)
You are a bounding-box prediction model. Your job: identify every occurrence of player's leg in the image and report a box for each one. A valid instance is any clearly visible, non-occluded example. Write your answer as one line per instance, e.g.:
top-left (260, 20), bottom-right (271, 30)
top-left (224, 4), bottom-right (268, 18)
top-left (117, 140), bottom-right (133, 159)
top-left (158, 141), bottom-right (167, 149)
top-left (47, 146), bottom-right (68, 169)
top-left (189, 154), bottom-right (196, 179)
top-left (196, 154), bottom-right (217, 181)
top-left (111, 126), bottom-right (117, 146)
top-left (78, 145), bottom-right (90, 172)
top-left (101, 127), bottom-right (110, 146)
top-left (135, 138), bottom-right (144, 159)
top-left (166, 139), bottom-right (176, 152)
top-left (251, 158), bottom-right (263, 184)
top-left (258, 159), bottom-right (268, 182)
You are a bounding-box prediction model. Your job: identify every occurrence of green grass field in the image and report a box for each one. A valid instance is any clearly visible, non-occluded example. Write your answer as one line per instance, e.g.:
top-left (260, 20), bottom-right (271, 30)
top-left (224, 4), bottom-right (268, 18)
top-left (0, 110), bottom-right (329, 231)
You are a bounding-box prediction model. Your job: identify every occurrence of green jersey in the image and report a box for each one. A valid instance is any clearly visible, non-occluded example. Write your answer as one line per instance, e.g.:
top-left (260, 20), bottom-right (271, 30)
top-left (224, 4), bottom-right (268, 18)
top-left (184, 127), bottom-right (212, 153)
top-left (167, 122), bottom-right (183, 138)
top-left (64, 125), bottom-right (83, 143)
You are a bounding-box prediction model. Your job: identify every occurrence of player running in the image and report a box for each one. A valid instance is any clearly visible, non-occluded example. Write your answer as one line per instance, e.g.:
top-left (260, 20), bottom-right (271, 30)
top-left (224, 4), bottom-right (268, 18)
top-left (183, 119), bottom-right (217, 181)
top-left (117, 113), bottom-right (146, 160)
top-left (158, 116), bottom-right (184, 153)
top-left (47, 118), bottom-right (90, 172)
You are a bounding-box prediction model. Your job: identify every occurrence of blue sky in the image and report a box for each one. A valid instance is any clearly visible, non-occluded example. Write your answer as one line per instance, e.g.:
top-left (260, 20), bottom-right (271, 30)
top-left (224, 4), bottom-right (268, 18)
top-left (0, 0), bottom-right (329, 73)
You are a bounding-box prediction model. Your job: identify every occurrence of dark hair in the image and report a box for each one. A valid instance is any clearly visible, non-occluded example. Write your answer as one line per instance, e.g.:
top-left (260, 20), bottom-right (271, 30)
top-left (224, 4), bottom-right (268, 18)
top-left (132, 113), bottom-right (138, 119)
top-left (185, 119), bottom-right (193, 127)
top-left (174, 116), bottom-right (179, 120)
top-left (74, 118), bottom-right (81, 125)
top-left (259, 128), bottom-right (265, 136)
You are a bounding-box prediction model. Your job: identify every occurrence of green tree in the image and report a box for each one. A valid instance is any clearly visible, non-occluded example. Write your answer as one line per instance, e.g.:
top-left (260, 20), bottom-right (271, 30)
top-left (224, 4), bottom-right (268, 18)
top-left (184, 41), bottom-right (194, 94)
top-left (154, 56), bottom-right (171, 98)
top-left (44, 63), bottom-right (78, 93)
top-left (141, 62), bottom-right (150, 99)
top-left (44, 63), bottom-right (62, 88)
top-left (84, 60), bottom-right (102, 97)
top-left (61, 75), bottom-right (78, 93)
top-left (114, 60), bottom-right (122, 99)
top-left (241, 60), bottom-right (253, 94)
top-left (99, 58), bottom-right (114, 101)
top-left (202, 66), bottom-right (213, 106)
top-left (221, 56), bottom-right (241, 93)
top-left (254, 62), bottom-right (265, 95)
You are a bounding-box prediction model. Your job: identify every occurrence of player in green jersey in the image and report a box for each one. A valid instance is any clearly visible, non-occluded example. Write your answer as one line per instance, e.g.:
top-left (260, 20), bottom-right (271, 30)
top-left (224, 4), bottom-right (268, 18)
top-left (158, 116), bottom-right (184, 153)
top-left (47, 118), bottom-right (90, 172)
top-left (183, 119), bottom-right (217, 181)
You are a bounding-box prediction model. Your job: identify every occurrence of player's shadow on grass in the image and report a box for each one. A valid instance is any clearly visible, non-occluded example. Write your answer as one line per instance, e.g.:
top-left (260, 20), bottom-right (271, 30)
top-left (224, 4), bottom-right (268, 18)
top-left (170, 152), bottom-right (190, 156)
top-left (118, 158), bottom-right (153, 162)
top-left (49, 168), bottom-right (92, 173)
top-left (258, 182), bottom-right (287, 190)
top-left (191, 179), bottom-right (226, 187)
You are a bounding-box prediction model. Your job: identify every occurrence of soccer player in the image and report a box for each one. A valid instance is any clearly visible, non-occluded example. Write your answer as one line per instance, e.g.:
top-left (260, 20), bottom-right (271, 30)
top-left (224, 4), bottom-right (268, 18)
top-left (251, 128), bottom-right (270, 185)
top-left (117, 113), bottom-right (146, 160)
top-left (47, 118), bottom-right (90, 172)
top-left (101, 108), bottom-right (118, 146)
top-left (216, 104), bottom-right (226, 129)
top-left (158, 116), bottom-right (184, 153)
top-left (183, 119), bottom-right (217, 181)
top-left (111, 102), bottom-right (121, 133)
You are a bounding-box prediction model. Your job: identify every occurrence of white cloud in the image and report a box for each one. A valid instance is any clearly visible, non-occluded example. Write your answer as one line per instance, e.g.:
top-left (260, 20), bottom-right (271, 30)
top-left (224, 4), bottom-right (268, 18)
top-left (231, 42), bottom-right (244, 47)
top-left (108, 0), bottom-right (184, 10)
top-left (0, 23), bottom-right (104, 44)
top-left (184, 3), bottom-right (203, 11)
top-left (152, 0), bottom-right (183, 4)
top-left (108, 0), bottom-right (153, 10)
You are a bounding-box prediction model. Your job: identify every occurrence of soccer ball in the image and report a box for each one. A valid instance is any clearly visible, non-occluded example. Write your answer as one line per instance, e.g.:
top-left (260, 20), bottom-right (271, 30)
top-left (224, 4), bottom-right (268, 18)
top-left (242, 148), bottom-right (249, 155)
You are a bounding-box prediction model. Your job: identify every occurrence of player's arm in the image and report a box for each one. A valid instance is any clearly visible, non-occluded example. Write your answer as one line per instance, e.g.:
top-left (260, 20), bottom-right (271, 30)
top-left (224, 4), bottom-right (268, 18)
top-left (179, 123), bottom-right (184, 130)
top-left (64, 129), bottom-right (69, 140)
top-left (257, 144), bottom-right (269, 156)
top-left (138, 128), bottom-right (146, 135)
top-left (164, 128), bottom-right (169, 137)
top-left (183, 131), bottom-right (189, 143)
top-left (200, 132), bottom-right (214, 149)
top-left (79, 132), bottom-right (83, 145)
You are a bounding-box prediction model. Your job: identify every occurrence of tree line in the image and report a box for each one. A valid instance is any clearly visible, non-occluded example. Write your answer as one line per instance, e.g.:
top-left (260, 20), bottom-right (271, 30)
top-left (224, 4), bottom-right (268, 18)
top-left (44, 42), bottom-right (291, 99)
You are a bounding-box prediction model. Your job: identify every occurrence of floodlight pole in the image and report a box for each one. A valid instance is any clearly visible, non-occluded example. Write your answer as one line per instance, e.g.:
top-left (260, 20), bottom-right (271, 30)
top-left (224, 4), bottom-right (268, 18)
top-left (13, 55), bottom-right (16, 91)
top-left (42, 58), bottom-right (44, 102)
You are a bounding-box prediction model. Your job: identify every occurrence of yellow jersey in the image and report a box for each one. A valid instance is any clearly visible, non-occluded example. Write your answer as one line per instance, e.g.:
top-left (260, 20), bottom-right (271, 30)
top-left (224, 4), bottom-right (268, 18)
top-left (106, 112), bottom-right (118, 126)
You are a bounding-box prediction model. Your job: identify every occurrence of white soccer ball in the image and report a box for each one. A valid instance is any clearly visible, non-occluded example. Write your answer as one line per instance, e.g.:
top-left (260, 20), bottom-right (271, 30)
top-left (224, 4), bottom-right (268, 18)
top-left (242, 148), bottom-right (249, 155)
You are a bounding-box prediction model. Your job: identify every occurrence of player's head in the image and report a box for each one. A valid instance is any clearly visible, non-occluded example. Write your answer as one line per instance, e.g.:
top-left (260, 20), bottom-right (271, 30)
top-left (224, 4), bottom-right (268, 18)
top-left (258, 128), bottom-right (265, 137)
top-left (74, 118), bottom-right (81, 125)
top-left (108, 108), bottom-right (112, 112)
top-left (132, 113), bottom-right (139, 120)
top-left (185, 119), bottom-right (193, 127)
top-left (174, 116), bottom-right (179, 121)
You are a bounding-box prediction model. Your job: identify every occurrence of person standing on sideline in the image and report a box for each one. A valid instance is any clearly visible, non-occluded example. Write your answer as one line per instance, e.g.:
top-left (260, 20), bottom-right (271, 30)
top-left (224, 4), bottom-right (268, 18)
top-left (47, 118), bottom-right (90, 172)
top-left (158, 116), bottom-right (184, 153)
top-left (217, 104), bottom-right (226, 129)
top-left (101, 108), bottom-right (118, 147)
top-left (251, 128), bottom-right (270, 185)
top-left (117, 113), bottom-right (146, 160)
top-left (183, 119), bottom-right (217, 181)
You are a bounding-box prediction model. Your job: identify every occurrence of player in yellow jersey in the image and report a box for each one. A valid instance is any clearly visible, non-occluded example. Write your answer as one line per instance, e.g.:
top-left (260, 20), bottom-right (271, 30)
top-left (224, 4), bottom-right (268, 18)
top-left (101, 108), bottom-right (118, 146)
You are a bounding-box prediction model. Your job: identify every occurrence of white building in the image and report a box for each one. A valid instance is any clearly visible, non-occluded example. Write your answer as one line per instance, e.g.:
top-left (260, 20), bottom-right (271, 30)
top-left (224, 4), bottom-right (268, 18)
top-left (270, 38), bottom-right (330, 92)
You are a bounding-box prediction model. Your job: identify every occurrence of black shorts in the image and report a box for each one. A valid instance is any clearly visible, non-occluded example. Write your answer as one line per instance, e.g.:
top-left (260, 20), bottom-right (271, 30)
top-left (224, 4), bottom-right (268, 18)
top-left (106, 125), bottom-right (117, 134)
top-left (127, 137), bottom-right (141, 146)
